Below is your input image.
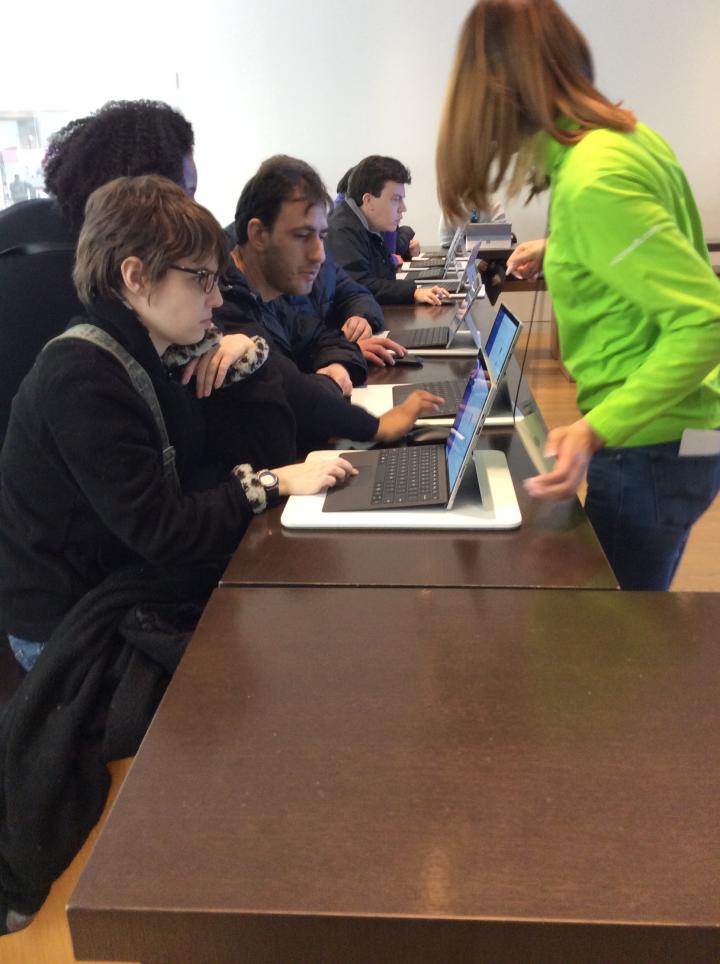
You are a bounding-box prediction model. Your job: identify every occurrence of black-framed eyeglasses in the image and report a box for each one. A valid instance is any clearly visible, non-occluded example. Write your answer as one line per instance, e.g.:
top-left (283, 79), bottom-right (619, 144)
top-left (169, 264), bottom-right (221, 294)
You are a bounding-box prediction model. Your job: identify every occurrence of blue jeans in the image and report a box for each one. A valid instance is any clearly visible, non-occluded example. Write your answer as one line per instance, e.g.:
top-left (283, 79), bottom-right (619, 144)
top-left (8, 635), bottom-right (46, 672)
top-left (585, 441), bottom-right (720, 590)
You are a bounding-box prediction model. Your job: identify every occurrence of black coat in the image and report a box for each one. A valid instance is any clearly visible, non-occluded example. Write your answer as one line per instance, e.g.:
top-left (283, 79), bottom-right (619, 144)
top-left (327, 200), bottom-right (418, 305)
top-left (0, 300), bottom-right (294, 640)
top-left (215, 273), bottom-right (379, 451)
top-left (221, 252), bottom-right (370, 386)
top-left (0, 563), bottom-right (216, 922)
top-left (0, 199), bottom-right (81, 442)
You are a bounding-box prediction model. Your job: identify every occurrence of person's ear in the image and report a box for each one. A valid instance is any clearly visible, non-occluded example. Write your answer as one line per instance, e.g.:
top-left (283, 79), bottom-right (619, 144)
top-left (246, 218), bottom-right (268, 251)
top-left (120, 256), bottom-right (147, 295)
top-left (361, 192), bottom-right (373, 210)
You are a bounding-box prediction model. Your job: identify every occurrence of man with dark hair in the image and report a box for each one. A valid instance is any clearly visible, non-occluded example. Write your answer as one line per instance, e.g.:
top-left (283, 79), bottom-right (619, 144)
top-left (334, 165), bottom-right (418, 266)
top-left (219, 155), bottom-right (405, 400)
top-left (327, 154), bottom-right (450, 306)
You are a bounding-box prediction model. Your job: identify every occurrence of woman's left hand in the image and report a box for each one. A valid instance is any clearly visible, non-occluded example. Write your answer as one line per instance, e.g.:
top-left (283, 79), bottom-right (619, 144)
top-left (181, 334), bottom-right (256, 398)
top-left (524, 417), bottom-right (604, 501)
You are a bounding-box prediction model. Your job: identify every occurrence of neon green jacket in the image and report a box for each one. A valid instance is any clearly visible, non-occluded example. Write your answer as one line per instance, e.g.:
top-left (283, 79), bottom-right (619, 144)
top-left (543, 122), bottom-right (720, 447)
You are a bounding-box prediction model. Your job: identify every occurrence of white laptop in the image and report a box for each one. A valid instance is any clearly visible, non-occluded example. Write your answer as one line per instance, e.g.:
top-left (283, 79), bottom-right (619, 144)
top-left (401, 225), bottom-right (465, 284)
top-left (465, 220), bottom-right (514, 256)
top-left (281, 349), bottom-right (521, 530)
top-left (357, 302), bottom-right (523, 426)
top-left (386, 266), bottom-right (484, 353)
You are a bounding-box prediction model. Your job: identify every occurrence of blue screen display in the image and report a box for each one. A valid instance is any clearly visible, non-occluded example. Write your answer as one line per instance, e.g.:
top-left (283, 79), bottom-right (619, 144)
top-left (445, 358), bottom-right (491, 491)
top-left (485, 306), bottom-right (520, 380)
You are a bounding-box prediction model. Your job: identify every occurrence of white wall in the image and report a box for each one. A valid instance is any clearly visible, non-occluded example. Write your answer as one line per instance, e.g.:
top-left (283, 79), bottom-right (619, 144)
top-left (2, 0), bottom-right (718, 241)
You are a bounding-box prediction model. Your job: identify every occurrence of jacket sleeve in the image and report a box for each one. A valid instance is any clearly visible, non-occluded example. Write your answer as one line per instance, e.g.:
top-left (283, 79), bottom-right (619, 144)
top-left (202, 355), bottom-right (298, 471)
top-left (327, 219), bottom-right (417, 305)
top-left (329, 260), bottom-right (385, 333)
top-left (266, 295), bottom-right (370, 387)
top-left (41, 344), bottom-right (256, 566)
top-left (271, 352), bottom-right (379, 446)
top-left (568, 173), bottom-right (720, 446)
top-left (396, 225), bottom-right (416, 261)
top-left (303, 326), bottom-right (369, 386)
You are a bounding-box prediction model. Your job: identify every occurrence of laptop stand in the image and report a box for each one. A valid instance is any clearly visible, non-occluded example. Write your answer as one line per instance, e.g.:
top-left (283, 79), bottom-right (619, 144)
top-left (281, 449), bottom-right (521, 530)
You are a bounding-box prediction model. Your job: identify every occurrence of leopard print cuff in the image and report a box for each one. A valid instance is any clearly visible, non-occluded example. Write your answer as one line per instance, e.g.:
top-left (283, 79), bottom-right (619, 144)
top-left (232, 463), bottom-right (266, 514)
top-left (163, 329), bottom-right (269, 386)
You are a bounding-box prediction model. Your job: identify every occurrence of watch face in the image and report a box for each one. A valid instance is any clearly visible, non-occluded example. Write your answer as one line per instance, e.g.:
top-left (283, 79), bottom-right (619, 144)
top-left (259, 471), bottom-right (278, 488)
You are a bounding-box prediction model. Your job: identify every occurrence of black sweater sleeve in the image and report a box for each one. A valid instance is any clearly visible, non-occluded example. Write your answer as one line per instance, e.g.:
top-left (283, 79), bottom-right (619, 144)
top-left (270, 353), bottom-right (379, 449)
top-left (39, 344), bottom-right (255, 565)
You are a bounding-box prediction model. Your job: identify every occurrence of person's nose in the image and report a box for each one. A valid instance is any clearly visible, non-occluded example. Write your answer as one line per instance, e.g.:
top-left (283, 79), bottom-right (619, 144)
top-left (310, 235), bottom-right (325, 265)
top-left (208, 283), bottom-right (223, 309)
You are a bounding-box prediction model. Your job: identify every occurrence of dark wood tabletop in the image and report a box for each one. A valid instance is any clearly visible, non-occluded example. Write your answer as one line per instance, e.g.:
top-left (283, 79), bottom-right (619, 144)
top-left (69, 587), bottom-right (720, 964)
top-left (221, 304), bottom-right (617, 591)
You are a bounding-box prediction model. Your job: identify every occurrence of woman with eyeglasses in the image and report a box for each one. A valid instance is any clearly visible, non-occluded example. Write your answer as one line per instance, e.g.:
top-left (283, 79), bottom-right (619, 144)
top-left (0, 175), bottom-right (359, 676)
top-left (436, 0), bottom-right (720, 590)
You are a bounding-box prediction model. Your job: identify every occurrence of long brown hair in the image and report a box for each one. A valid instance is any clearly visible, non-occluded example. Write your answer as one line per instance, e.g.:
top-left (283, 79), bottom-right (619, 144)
top-left (436, 0), bottom-right (636, 221)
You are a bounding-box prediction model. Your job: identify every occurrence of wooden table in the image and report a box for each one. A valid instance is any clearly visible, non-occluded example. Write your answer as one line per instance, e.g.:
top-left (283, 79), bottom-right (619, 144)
top-left (221, 304), bottom-right (616, 591)
top-left (68, 587), bottom-right (720, 964)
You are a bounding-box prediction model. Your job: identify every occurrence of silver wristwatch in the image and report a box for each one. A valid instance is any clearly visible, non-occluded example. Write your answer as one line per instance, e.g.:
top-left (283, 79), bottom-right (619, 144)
top-left (257, 469), bottom-right (281, 507)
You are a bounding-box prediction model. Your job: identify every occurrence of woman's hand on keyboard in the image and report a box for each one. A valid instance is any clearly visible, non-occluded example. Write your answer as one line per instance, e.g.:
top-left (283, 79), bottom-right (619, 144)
top-left (374, 390), bottom-right (444, 443)
top-left (275, 457), bottom-right (358, 496)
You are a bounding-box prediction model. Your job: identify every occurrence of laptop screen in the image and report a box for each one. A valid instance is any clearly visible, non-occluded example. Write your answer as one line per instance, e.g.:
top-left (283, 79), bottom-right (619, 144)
top-left (445, 355), bottom-right (493, 493)
top-left (485, 304), bottom-right (522, 380)
top-left (445, 225), bottom-right (463, 265)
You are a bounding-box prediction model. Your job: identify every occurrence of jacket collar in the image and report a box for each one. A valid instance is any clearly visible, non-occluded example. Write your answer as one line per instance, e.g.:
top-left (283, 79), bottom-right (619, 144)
top-left (542, 117), bottom-right (583, 180)
top-left (77, 297), bottom-right (166, 376)
top-left (345, 197), bottom-right (370, 230)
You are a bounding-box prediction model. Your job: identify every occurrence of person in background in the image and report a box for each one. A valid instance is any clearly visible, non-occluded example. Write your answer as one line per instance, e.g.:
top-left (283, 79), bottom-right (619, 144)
top-left (327, 155), bottom-right (451, 305)
top-left (335, 166), bottom-right (419, 266)
top-left (9, 174), bottom-right (33, 204)
top-left (211, 156), bottom-right (440, 451)
top-left (0, 99), bottom-right (201, 441)
top-left (436, 0), bottom-right (720, 590)
top-left (438, 196), bottom-right (507, 248)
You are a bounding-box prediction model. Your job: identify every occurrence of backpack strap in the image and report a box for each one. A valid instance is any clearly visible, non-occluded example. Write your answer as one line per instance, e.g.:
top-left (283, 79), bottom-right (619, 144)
top-left (46, 323), bottom-right (181, 494)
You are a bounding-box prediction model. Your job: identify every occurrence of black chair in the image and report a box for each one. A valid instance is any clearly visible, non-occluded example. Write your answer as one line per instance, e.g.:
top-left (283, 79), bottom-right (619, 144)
top-left (0, 242), bottom-right (81, 444)
top-left (0, 632), bottom-right (25, 703)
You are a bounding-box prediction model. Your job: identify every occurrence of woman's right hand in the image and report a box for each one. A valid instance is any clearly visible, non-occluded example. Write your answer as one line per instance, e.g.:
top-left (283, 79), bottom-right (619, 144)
top-left (506, 238), bottom-right (547, 279)
top-left (374, 390), bottom-right (444, 443)
top-left (182, 334), bottom-right (257, 398)
top-left (274, 457), bottom-right (358, 496)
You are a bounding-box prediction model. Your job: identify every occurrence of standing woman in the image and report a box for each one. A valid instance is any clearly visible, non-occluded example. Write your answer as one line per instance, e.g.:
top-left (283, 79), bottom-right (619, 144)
top-left (436, 0), bottom-right (720, 590)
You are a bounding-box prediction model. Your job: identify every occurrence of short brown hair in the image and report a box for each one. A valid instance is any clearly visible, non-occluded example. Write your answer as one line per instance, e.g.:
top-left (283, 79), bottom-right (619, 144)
top-left (73, 175), bottom-right (227, 306)
top-left (436, 0), bottom-right (636, 221)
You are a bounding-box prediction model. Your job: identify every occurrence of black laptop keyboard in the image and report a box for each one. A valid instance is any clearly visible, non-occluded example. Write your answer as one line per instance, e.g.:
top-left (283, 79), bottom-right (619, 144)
top-left (395, 326), bottom-right (449, 349)
top-left (371, 445), bottom-right (445, 506)
top-left (410, 257), bottom-right (446, 269)
top-left (392, 379), bottom-right (466, 417)
top-left (407, 266), bottom-right (456, 283)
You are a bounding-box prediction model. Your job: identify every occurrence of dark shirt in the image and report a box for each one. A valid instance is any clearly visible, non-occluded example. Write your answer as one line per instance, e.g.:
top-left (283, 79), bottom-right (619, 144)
top-left (327, 199), bottom-right (417, 305)
top-left (223, 228), bottom-right (381, 386)
top-left (215, 270), bottom-right (379, 451)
